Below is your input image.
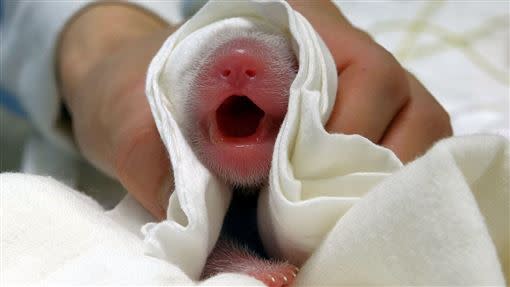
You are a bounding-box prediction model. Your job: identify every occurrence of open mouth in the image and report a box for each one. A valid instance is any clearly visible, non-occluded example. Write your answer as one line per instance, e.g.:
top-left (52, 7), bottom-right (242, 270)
top-left (215, 95), bottom-right (265, 138)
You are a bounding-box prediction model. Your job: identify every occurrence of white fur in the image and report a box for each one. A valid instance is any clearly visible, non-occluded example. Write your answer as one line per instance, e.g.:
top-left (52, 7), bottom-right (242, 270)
top-left (176, 24), bottom-right (297, 186)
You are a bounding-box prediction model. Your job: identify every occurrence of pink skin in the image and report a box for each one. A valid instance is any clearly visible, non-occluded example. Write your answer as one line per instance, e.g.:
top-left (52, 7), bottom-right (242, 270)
top-left (189, 36), bottom-right (297, 187)
top-left (201, 240), bottom-right (298, 287)
top-left (187, 34), bottom-right (299, 286)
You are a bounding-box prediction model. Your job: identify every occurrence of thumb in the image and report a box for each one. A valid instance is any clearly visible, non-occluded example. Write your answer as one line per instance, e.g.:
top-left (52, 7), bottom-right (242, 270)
top-left (65, 57), bottom-right (173, 220)
top-left (58, 25), bottom-right (176, 220)
top-left (112, 108), bottom-right (173, 220)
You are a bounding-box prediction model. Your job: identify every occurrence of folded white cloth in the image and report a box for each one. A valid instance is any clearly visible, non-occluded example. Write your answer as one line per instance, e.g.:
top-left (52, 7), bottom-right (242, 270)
top-left (1, 0), bottom-right (508, 285)
top-left (2, 135), bottom-right (507, 285)
top-left (1, 173), bottom-right (258, 286)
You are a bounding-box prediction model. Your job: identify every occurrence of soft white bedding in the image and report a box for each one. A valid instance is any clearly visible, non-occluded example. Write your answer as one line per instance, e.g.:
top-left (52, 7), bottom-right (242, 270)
top-left (1, 1), bottom-right (509, 286)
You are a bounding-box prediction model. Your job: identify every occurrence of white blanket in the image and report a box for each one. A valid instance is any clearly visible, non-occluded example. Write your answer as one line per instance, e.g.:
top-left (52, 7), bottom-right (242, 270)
top-left (1, 1), bottom-right (508, 285)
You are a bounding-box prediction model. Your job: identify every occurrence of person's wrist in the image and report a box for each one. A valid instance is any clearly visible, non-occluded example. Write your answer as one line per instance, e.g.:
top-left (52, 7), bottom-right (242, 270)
top-left (57, 3), bottom-right (167, 99)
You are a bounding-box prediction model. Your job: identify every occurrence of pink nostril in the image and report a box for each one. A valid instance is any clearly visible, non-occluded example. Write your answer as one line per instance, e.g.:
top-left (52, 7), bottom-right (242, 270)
top-left (245, 69), bottom-right (256, 78)
top-left (221, 69), bottom-right (231, 78)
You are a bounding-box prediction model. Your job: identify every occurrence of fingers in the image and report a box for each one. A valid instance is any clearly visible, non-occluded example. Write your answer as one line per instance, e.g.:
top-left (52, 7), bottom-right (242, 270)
top-left (288, 1), bottom-right (410, 143)
top-left (112, 110), bottom-right (172, 220)
top-left (380, 73), bottom-right (453, 163)
top-left (289, 1), bottom-right (452, 161)
top-left (58, 3), bottom-right (169, 101)
top-left (325, 46), bottom-right (410, 143)
top-left (64, 30), bottom-right (174, 220)
top-left (72, 67), bottom-right (172, 220)
top-left (58, 6), bottom-right (176, 219)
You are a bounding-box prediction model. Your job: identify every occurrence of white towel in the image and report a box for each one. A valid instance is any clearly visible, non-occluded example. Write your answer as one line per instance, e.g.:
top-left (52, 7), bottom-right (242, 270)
top-left (1, 0), bottom-right (508, 285)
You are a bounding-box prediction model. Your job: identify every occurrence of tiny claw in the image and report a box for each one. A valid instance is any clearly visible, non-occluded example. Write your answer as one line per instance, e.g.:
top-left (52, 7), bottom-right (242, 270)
top-left (293, 266), bottom-right (300, 272)
top-left (283, 276), bottom-right (288, 283)
top-left (270, 276), bottom-right (276, 283)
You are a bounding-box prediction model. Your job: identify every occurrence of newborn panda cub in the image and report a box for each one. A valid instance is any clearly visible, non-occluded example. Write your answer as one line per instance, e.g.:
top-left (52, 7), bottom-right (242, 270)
top-left (182, 28), bottom-right (298, 287)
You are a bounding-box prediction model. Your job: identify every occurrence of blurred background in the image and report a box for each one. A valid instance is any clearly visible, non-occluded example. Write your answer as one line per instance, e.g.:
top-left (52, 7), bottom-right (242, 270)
top-left (339, 1), bottom-right (509, 138)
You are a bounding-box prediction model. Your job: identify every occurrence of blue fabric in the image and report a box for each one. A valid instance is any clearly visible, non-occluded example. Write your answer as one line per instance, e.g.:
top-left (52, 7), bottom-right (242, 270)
top-left (0, 1), bottom-right (27, 118)
top-left (181, 0), bottom-right (207, 18)
top-left (0, 89), bottom-right (27, 118)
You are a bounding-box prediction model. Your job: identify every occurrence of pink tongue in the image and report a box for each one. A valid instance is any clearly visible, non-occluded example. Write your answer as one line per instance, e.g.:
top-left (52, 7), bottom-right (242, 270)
top-left (216, 95), bottom-right (265, 138)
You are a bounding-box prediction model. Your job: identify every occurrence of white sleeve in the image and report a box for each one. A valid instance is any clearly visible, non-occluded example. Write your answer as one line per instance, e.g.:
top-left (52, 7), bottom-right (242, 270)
top-left (0, 1), bottom-right (186, 154)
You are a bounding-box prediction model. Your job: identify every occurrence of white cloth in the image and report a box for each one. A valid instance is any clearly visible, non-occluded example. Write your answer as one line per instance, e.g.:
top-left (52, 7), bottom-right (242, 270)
top-left (1, 0), bottom-right (509, 286)
top-left (1, 173), bottom-right (258, 286)
top-left (2, 135), bottom-right (508, 285)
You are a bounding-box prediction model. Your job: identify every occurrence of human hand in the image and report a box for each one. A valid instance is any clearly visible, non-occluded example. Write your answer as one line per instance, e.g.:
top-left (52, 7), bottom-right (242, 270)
top-left (58, 2), bottom-right (452, 221)
top-left (288, 0), bottom-right (453, 162)
top-left (58, 4), bottom-right (175, 220)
